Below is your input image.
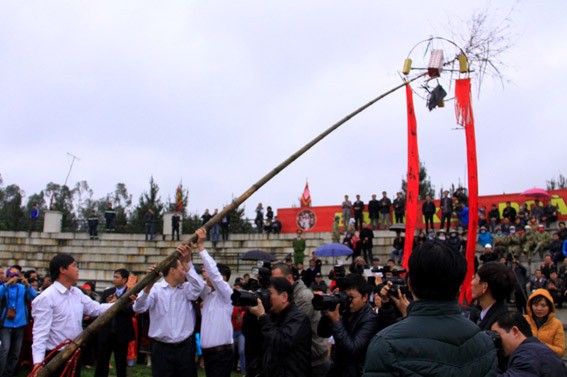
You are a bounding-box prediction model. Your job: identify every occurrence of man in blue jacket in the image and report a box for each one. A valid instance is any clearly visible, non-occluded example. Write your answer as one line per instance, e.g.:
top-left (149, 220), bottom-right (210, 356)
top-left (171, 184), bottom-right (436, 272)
top-left (0, 266), bottom-right (38, 377)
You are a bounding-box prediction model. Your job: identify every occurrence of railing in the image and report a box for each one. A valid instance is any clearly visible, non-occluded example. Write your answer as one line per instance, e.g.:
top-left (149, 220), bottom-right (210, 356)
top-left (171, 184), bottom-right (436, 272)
top-left (0, 217), bottom-right (260, 234)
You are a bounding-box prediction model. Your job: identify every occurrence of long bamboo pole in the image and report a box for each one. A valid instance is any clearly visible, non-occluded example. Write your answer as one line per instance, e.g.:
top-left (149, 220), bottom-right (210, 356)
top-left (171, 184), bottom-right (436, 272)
top-left (36, 73), bottom-right (425, 376)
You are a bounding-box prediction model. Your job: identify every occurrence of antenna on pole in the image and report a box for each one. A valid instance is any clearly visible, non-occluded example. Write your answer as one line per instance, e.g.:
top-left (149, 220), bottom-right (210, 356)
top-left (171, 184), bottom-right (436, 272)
top-left (63, 152), bottom-right (80, 187)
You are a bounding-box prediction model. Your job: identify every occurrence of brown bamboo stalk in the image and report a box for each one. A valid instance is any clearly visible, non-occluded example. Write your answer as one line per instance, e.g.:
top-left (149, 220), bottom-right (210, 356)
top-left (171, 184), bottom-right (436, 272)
top-left (36, 73), bottom-right (425, 376)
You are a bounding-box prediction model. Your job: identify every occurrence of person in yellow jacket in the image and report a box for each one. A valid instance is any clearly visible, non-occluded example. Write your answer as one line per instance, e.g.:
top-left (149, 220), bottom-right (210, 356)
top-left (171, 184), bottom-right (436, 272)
top-left (524, 288), bottom-right (565, 357)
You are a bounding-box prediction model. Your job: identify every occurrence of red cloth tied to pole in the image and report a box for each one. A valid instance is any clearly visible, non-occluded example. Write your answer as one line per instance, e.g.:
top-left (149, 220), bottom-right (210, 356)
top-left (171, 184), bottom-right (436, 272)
top-left (455, 78), bottom-right (478, 303)
top-left (402, 83), bottom-right (419, 269)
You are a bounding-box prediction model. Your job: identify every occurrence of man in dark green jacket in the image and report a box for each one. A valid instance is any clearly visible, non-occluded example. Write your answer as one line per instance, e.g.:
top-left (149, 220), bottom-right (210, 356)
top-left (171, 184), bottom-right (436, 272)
top-left (362, 241), bottom-right (497, 377)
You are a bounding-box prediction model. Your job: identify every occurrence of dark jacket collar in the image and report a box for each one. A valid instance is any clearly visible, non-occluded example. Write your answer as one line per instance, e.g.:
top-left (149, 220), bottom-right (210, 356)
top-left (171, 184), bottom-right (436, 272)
top-left (407, 299), bottom-right (462, 316)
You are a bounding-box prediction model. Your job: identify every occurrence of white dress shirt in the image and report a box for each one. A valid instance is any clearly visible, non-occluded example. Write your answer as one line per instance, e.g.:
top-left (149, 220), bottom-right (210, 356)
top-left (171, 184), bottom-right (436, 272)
top-left (199, 249), bottom-right (234, 348)
top-left (133, 263), bottom-right (204, 343)
top-left (31, 281), bottom-right (113, 364)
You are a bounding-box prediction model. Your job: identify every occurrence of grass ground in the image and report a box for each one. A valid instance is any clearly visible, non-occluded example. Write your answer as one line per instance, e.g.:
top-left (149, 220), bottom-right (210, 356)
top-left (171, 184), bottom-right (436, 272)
top-left (17, 359), bottom-right (243, 376)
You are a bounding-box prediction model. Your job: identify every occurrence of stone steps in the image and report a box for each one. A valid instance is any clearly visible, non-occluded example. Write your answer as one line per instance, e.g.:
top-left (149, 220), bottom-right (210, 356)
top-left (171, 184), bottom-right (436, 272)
top-left (0, 230), bottom-right (397, 289)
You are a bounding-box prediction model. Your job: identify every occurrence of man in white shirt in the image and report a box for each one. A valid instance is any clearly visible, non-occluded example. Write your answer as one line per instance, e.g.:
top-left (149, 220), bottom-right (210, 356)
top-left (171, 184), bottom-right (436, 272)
top-left (133, 238), bottom-right (205, 377)
top-left (196, 228), bottom-right (234, 377)
top-left (31, 254), bottom-right (115, 377)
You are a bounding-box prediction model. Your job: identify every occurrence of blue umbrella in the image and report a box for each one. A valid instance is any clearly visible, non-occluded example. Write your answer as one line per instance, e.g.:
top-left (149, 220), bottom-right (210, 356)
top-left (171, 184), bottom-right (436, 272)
top-left (314, 243), bottom-right (353, 258)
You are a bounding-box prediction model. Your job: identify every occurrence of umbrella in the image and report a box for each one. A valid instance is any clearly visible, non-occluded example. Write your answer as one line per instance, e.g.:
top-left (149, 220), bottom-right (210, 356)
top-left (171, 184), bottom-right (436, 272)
top-left (240, 249), bottom-right (277, 261)
top-left (314, 243), bottom-right (353, 258)
top-left (389, 223), bottom-right (406, 232)
top-left (521, 188), bottom-right (550, 200)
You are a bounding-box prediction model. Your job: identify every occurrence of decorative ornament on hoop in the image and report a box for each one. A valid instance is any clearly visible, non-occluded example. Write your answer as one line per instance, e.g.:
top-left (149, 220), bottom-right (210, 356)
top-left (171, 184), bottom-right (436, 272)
top-left (401, 37), bottom-right (471, 111)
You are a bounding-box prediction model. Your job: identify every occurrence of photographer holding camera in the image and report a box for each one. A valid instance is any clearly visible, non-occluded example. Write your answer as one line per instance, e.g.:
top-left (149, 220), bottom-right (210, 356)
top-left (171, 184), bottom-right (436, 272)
top-left (236, 262), bottom-right (273, 376)
top-left (317, 273), bottom-right (380, 377)
top-left (271, 263), bottom-right (329, 376)
top-left (0, 266), bottom-right (38, 377)
top-left (363, 241), bottom-right (497, 376)
top-left (491, 311), bottom-right (566, 376)
top-left (248, 277), bottom-right (311, 377)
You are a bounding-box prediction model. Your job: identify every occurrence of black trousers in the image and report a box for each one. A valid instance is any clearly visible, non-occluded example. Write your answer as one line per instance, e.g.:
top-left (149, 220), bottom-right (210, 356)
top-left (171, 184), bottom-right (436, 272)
top-left (395, 213), bottom-right (404, 223)
top-left (440, 212), bottom-right (452, 231)
top-left (361, 246), bottom-right (373, 265)
top-left (220, 223), bottom-right (229, 240)
top-left (354, 214), bottom-right (363, 231)
top-left (94, 334), bottom-right (129, 377)
top-left (172, 226), bottom-right (180, 241)
top-left (202, 345), bottom-right (233, 377)
top-left (89, 224), bottom-right (98, 237)
top-left (151, 339), bottom-right (197, 377)
top-left (424, 214), bottom-right (434, 233)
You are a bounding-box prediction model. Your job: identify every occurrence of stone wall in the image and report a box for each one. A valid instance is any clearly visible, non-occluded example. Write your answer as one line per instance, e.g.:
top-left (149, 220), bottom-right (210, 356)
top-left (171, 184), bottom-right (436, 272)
top-left (0, 230), bottom-right (397, 289)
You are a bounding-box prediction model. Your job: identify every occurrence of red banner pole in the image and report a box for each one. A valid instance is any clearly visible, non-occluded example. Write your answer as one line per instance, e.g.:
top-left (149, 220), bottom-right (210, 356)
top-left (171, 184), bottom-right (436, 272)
top-left (455, 78), bottom-right (478, 303)
top-left (402, 83), bottom-right (419, 269)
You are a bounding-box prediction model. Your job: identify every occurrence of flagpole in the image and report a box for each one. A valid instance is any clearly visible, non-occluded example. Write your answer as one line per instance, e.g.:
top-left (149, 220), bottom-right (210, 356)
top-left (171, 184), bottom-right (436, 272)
top-left (36, 72), bottom-right (426, 376)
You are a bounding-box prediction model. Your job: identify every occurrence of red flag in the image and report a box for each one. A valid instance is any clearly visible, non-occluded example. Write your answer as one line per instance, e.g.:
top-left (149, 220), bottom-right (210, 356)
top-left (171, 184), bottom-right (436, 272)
top-left (455, 78), bottom-right (478, 304)
top-left (175, 184), bottom-right (184, 212)
top-left (300, 181), bottom-right (312, 207)
top-left (402, 83), bottom-right (419, 269)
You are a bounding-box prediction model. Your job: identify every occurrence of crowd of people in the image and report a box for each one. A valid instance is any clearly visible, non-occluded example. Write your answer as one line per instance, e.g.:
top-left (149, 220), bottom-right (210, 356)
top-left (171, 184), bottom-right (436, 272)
top-left (3, 193), bottom-right (567, 377)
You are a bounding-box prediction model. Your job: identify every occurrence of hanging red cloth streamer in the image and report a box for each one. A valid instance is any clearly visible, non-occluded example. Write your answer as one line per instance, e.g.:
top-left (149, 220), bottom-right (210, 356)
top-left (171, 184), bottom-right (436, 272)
top-left (402, 83), bottom-right (419, 269)
top-left (455, 78), bottom-right (478, 304)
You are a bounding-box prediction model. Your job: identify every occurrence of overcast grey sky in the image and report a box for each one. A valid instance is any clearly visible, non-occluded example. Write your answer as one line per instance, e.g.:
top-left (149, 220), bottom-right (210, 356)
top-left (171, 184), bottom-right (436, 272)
top-left (1, 0), bottom-right (565, 219)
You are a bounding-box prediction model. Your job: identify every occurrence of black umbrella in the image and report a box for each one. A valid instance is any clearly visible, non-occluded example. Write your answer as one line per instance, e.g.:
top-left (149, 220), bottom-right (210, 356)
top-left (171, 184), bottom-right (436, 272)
top-left (240, 249), bottom-right (277, 261)
top-left (389, 223), bottom-right (406, 232)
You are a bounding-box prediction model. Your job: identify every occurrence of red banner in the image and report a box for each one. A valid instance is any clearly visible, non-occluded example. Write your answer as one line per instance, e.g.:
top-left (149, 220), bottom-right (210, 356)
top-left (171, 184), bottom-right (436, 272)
top-left (402, 83), bottom-right (419, 269)
top-left (276, 189), bottom-right (567, 234)
top-left (456, 78), bottom-right (478, 303)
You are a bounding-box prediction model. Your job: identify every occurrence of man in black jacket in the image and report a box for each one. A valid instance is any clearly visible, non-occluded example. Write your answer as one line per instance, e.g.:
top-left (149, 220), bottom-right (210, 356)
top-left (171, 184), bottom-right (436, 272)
top-left (318, 274), bottom-right (380, 377)
top-left (368, 195), bottom-right (380, 230)
top-left (353, 195), bottom-right (364, 231)
top-left (392, 192), bottom-right (405, 224)
top-left (421, 195), bottom-right (436, 233)
top-left (492, 311), bottom-right (566, 376)
top-left (94, 269), bottom-right (135, 377)
top-left (439, 191), bottom-right (453, 232)
top-left (359, 224), bottom-right (374, 265)
top-left (249, 277), bottom-right (311, 377)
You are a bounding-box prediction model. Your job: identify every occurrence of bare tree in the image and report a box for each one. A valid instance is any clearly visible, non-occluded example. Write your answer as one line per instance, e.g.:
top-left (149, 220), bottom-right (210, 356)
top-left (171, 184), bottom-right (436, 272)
top-left (446, 3), bottom-right (518, 93)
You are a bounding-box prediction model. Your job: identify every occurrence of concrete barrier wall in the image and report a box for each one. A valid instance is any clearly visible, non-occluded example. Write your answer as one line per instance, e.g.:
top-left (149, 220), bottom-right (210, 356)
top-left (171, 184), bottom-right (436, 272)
top-left (0, 230), bottom-right (397, 289)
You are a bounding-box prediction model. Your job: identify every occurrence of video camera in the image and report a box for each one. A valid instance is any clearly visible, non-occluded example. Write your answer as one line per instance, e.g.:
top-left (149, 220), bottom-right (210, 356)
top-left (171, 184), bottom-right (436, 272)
top-left (231, 260), bottom-right (272, 307)
top-left (311, 291), bottom-right (352, 315)
top-left (371, 266), bottom-right (407, 277)
top-left (251, 260), bottom-right (272, 289)
top-left (383, 276), bottom-right (409, 298)
top-left (330, 265), bottom-right (345, 279)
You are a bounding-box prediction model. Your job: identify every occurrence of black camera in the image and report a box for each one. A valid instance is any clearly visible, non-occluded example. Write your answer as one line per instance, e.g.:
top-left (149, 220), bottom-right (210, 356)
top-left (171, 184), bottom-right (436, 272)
top-left (371, 266), bottom-right (389, 274)
top-left (384, 276), bottom-right (409, 298)
top-left (311, 291), bottom-right (352, 314)
top-left (251, 260), bottom-right (272, 289)
top-left (332, 265), bottom-right (345, 279)
top-left (232, 261), bottom-right (272, 307)
top-left (231, 289), bottom-right (270, 307)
